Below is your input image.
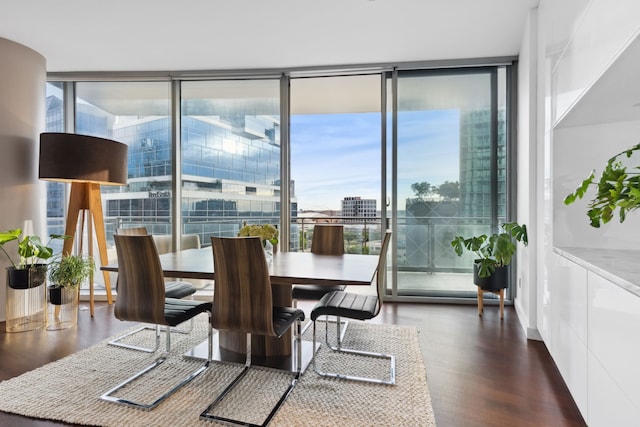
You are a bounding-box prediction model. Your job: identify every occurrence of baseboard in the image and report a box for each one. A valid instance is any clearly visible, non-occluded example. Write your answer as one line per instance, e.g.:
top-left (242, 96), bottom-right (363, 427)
top-left (514, 297), bottom-right (542, 341)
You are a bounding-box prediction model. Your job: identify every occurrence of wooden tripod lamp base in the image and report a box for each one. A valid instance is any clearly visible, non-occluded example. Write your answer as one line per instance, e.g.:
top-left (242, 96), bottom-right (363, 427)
top-left (39, 132), bottom-right (128, 317)
top-left (62, 182), bottom-right (113, 316)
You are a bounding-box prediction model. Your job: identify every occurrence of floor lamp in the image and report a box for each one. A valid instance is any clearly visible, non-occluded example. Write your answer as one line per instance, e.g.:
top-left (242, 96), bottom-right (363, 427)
top-left (39, 132), bottom-right (128, 316)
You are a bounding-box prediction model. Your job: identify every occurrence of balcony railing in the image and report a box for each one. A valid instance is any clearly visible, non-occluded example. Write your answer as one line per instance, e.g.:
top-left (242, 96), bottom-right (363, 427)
top-left (50, 214), bottom-right (495, 270)
top-left (49, 214), bottom-right (495, 293)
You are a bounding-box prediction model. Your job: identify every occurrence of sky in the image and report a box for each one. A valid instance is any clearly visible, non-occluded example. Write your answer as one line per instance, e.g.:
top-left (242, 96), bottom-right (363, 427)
top-left (290, 110), bottom-right (460, 211)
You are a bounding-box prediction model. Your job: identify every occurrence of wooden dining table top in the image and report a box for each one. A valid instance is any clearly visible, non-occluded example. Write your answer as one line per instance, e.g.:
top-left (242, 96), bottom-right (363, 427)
top-left (102, 247), bottom-right (379, 287)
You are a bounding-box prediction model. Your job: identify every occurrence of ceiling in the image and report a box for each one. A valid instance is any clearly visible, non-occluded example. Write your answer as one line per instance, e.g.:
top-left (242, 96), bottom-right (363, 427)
top-left (1, 0), bottom-right (538, 73)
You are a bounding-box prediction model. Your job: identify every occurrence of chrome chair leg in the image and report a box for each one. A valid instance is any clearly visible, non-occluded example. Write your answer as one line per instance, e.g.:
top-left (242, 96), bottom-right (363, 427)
top-left (295, 298), bottom-right (348, 341)
top-left (313, 317), bottom-right (396, 385)
top-left (108, 318), bottom-right (194, 353)
top-left (164, 317), bottom-right (195, 334)
top-left (101, 317), bottom-right (213, 410)
top-left (200, 319), bottom-right (303, 427)
top-left (108, 324), bottom-right (162, 353)
top-left (300, 315), bottom-right (348, 342)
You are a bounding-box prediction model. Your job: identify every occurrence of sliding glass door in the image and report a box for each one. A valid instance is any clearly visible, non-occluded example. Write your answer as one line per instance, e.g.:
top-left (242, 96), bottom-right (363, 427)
top-left (289, 75), bottom-right (382, 254)
top-left (388, 68), bottom-right (508, 299)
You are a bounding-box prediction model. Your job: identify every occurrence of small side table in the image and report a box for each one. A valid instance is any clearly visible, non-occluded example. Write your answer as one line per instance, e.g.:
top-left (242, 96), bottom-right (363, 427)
top-left (477, 287), bottom-right (505, 319)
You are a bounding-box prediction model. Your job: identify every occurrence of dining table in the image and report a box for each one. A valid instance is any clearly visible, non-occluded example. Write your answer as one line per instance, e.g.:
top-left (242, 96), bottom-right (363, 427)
top-left (102, 247), bottom-right (379, 372)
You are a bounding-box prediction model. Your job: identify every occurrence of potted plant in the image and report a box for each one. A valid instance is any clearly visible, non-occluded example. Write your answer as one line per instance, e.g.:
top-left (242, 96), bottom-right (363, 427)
top-left (238, 222), bottom-right (279, 262)
top-left (564, 142), bottom-right (640, 227)
top-left (47, 254), bottom-right (95, 305)
top-left (451, 222), bottom-right (528, 291)
top-left (0, 228), bottom-right (68, 290)
top-left (238, 222), bottom-right (279, 247)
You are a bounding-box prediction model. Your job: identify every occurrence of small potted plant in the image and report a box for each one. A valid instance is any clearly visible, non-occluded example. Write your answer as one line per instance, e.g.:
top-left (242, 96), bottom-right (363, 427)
top-left (238, 222), bottom-right (279, 247)
top-left (238, 222), bottom-right (279, 262)
top-left (451, 222), bottom-right (528, 291)
top-left (47, 254), bottom-right (95, 304)
top-left (0, 228), bottom-right (69, 289)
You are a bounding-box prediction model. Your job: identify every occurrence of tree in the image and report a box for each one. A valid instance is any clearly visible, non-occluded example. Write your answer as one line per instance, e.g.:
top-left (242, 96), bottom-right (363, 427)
top-left (435, 181), bottom-right (460, 200)
top-left (411, 182), bottom-right (431, 199)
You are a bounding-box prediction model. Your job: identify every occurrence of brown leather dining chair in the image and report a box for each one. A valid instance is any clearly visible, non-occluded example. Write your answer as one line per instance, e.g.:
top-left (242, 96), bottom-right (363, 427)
top-left (292, 224), bottom-right (348, 340)
top-left (310, 231), bottom-right (395, 385)
top-left (115, 227), bottom-right (198, 298)
top-left (200, 236), bottom-right (305, 426)
top-left (100, 234), bottom-right (213, 410)
top-left (109, 227), bottom-right (197, 352)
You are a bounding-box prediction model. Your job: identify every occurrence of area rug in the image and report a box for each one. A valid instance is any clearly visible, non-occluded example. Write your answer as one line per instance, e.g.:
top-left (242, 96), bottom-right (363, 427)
top-left (0, 315), bottom-right (435, 426)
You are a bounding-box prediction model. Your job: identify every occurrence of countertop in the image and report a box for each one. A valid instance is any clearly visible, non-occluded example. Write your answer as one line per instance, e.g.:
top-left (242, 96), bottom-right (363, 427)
top-left (555, 246), bottom-right (640, 297)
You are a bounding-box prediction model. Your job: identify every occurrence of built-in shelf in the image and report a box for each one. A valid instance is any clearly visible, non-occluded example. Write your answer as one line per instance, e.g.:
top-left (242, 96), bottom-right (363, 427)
top-left (552, 32), bottom-right (640, 252)
top-left (555, 21), bottom-right (640, 128)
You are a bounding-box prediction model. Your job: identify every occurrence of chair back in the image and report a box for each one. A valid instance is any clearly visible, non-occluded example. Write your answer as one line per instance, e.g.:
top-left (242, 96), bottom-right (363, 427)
top-left (113, 235), bottom-right (167, 325)
top-left (116, 228), bottom-right (201, 254)
top-left (210, 236), bottom-right (276, 336)
top-left (374, 231), bottom-right (392, 312)
top-left (310, 224), bottom-right (344, 255)
top-left (153, 234), bottom-right (201, 255)
top-left (116, 227), bottom-right (148, 236)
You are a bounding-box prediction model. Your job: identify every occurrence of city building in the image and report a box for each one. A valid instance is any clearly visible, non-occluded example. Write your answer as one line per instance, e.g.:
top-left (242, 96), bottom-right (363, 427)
top-left (45, 93), bottom-right (292, 249)
top-left (340, 196), bottom-right (376, 222)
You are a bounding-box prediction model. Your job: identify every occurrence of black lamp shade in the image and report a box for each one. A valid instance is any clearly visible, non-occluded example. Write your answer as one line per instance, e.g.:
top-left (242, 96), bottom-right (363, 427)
top-left (39, 132), bottom-right (128, 185)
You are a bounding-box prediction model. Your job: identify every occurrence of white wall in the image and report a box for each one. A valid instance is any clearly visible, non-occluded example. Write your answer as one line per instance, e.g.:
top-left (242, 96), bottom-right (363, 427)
top-left (516, 0), bottom-right (640, 424)
top-left (515, 8), bottom-right (540, 340)
top-left (0, 38), bottom-right (46, 322)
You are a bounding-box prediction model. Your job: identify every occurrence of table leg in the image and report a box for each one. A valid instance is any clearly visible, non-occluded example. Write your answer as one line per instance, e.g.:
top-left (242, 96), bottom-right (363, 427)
top-left (185, 332), bottom-right (317, 373)
top-left (198, 282), bottom-right (302, 368)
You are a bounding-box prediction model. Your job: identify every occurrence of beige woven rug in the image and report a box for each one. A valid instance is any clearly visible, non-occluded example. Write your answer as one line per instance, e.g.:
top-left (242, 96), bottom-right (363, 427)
top-left (0, 315), bottom-right (435, 426)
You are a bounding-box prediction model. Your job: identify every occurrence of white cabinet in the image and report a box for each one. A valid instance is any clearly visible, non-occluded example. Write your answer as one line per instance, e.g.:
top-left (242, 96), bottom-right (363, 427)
top-left (587, 351), bottom-right (639, 427)
top-left (547, 253), bottom-right (588, 418)
top-left (587, 271), bottom-right (640, 425)
top-left (551, 251), bottom-right (640, 426)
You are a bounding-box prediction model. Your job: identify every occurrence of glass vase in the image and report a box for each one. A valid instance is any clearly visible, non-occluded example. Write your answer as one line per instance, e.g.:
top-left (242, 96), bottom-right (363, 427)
top-left (263, 239), bottom-right (273, 264)
top-left (47, 286), bottom-right (79, 331)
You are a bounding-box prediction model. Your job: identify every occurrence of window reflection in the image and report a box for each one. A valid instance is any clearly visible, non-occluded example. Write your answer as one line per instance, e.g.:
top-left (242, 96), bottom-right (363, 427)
top-left (181, 80), bottom-right (281, 241)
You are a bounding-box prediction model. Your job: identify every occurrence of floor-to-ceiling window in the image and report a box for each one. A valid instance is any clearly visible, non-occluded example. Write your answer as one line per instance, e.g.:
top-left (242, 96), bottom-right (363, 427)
top-left (74, 82), bottom-right (173, 242)
top-left (180, 79), bottom-right (281, 246)
top-left (387, 67), bottom-right (509, 299)
top-left (290, 75), bottom-right (382, 254)
top-left (44, 82), bottom-right (66, 255)
top-left (45, 60), bottom-right (514, 302)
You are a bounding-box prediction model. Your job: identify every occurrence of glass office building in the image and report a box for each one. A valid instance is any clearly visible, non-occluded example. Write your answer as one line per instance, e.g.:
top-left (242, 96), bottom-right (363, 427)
top-left (45, 92), bottom-right (286, 249)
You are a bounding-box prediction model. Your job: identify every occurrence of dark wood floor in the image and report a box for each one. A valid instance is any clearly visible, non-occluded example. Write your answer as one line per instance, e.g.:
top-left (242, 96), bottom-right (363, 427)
top-left (0, 302), bottom-right (586, 427)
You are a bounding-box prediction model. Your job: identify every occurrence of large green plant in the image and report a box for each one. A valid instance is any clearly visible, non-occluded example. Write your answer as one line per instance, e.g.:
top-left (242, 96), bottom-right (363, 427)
top-left (564, 143), bottom-right (640, 227)
top-left (451, 222), bottom-right (528, 278)
top-left (0, 228), bottom-right (69, 269)
top-left (48, 254), bottom-right (95, 289)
